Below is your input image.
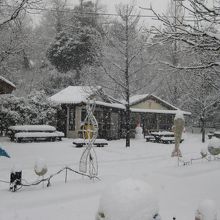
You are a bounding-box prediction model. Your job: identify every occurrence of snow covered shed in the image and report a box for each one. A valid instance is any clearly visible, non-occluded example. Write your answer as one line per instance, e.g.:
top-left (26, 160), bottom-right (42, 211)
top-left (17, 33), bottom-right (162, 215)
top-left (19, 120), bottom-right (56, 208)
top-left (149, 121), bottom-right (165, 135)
top-left (49, 86), bottom-right (125, 139)
top-left (0, 76), bottom-right (16, 94)
top-left (129, 94), bottom-right (191, 133)
top-left (50, 86), bottom-right (190, 139)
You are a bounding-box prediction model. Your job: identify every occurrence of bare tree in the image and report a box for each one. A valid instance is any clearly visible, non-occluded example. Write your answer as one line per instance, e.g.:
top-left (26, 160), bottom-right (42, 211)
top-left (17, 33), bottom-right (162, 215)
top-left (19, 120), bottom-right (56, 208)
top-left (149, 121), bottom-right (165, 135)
top-left (0, 0), bottom-right (41, 27)
top-left (147, 0), bottom-right (220, 69)
top-left (101, 4), bottom-right (151, 147)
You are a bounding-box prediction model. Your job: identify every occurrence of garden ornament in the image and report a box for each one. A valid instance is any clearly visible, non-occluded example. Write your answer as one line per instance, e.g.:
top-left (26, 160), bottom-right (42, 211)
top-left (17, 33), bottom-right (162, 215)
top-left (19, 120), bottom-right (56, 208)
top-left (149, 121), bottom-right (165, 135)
top-left (171, 111), bottom-right (185, 157)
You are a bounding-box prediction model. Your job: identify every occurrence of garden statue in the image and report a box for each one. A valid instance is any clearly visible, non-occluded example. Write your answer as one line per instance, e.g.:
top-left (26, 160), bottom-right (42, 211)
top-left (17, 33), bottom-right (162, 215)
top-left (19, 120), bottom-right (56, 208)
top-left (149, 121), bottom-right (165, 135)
top-left (96, 178), bottom-right (161, 220)
top-left (171, 111), bottom-right (185, 157)
top-left (79, 101), bottom-right (98, 178)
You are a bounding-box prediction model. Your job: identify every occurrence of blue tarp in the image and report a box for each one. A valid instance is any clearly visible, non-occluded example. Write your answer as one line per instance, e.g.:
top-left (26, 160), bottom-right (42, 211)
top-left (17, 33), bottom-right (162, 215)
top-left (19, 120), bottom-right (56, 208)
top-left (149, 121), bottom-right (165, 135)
top-left (0, 147), bottom-right (10, 158)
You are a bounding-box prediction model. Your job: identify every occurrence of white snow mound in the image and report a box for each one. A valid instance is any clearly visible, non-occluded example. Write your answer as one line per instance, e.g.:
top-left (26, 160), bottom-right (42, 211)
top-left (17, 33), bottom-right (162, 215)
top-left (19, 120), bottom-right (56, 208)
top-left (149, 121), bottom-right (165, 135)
top-left (34, 158), bottom-right (47, 173)
top-left (195, 199), bottom-right (217, 220)
top-left (174, 110), bottom-right (185, 121)
top-left (208, 137), bottom-right (220, 149)
top-left (97, 178), bottom-right (159, 220)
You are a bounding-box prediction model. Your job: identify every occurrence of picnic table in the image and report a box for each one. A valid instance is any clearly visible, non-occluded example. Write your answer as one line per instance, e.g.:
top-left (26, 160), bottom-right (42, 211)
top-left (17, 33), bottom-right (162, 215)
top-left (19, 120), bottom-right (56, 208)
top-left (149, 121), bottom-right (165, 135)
top-left (8, 125), bottom-right (64, 142)
top-left (146, 131), bottom-right (184, 144)
top-left (72, 138), bottom-right (108, 148)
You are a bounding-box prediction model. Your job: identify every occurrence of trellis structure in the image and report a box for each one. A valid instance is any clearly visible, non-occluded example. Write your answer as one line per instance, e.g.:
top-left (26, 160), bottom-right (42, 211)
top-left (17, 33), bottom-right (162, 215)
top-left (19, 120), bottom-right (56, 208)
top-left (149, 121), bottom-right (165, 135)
top-left (79, 101), bottom-right (99, 178)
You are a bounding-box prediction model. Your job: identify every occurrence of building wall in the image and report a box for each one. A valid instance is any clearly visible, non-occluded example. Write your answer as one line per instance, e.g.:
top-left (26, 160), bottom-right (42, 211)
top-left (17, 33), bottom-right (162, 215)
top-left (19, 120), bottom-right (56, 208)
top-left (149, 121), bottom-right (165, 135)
top-left (58, 103), bottom-right (177, 139)
top-left (132, 99), bottom-right (168, 110)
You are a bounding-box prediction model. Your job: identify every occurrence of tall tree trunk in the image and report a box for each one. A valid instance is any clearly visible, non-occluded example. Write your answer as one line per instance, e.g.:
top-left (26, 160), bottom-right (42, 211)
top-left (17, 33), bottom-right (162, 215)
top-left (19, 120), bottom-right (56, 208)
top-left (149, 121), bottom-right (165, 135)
top-left (125, 102), bottom-right (130, 147)
top-left (75, 68), bottom-right (81, 85)
top-left (201, 111), bottom-right (205, 143)
top-left (125, 14), bottom-right (130, 147)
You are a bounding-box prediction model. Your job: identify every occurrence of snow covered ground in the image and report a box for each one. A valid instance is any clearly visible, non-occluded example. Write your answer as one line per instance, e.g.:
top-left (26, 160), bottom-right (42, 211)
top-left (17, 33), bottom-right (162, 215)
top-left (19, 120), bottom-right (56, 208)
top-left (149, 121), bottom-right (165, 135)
top-left (0, 133), bottom-right (220, 220)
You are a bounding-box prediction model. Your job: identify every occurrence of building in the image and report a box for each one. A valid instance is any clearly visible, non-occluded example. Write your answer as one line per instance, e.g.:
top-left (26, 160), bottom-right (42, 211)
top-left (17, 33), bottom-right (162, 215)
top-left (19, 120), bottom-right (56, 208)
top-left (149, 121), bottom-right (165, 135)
top-left (50, 86), bottom-right (190, 139)
top-left (129, 94), bottom-right (190, 133)
top-left (0, 76), bottom-right (16, 94)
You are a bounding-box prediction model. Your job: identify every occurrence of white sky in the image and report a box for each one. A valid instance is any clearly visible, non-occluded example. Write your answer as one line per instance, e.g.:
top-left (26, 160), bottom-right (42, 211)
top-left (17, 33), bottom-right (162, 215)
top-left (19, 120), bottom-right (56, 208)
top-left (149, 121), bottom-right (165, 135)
top-left (66, 0), bottom-right (171, 27)
top-left (97, 0), bottom-right (170, 13)
top-left (32, 0), bottom-right (170, 26)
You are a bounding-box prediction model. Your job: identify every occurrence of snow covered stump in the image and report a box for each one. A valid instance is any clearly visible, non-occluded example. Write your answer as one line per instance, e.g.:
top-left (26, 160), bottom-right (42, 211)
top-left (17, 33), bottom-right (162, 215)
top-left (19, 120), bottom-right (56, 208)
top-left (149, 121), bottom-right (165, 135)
top-left (171, 111), bottom-right (185, 158)
top-left (96, 178), bottom-right (161, 220)
top-left (195, 199), bottom-right (217, 220)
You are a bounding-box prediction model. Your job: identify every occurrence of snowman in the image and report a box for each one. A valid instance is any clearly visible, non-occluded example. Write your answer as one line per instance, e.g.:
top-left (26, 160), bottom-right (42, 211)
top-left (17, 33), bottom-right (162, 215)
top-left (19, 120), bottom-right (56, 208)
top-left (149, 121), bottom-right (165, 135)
top-left (96, 178), bottom-right (161, 220)
top-left (135, 123), bottom-right (144, 139)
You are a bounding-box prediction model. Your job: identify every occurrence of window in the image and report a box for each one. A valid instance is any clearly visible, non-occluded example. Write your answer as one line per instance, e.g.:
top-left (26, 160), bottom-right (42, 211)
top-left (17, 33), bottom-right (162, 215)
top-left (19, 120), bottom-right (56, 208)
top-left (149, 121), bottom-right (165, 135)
top-left (69, 107), bottom-right (75, 131)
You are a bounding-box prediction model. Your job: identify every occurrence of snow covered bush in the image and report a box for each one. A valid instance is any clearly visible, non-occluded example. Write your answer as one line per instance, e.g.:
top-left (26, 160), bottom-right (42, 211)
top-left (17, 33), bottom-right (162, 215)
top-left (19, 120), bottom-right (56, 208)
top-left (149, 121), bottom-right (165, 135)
top-left (0, 91), bottom-right (58, 134)
top-left (96, 178), bottom-right (161, 220)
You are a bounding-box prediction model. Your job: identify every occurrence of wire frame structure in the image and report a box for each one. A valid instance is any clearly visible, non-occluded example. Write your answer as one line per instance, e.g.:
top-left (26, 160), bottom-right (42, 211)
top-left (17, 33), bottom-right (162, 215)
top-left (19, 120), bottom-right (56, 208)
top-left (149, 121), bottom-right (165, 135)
top-left (79, 101), bottom-right (98, 178)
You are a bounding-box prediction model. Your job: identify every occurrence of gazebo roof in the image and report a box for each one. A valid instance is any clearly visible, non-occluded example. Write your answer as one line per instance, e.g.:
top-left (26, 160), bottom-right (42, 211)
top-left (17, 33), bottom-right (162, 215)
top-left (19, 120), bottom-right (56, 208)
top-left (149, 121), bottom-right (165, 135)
top-left (49, 86), bottom-right (102, 104)
top-left (0, 76), bottom-right (16, 94)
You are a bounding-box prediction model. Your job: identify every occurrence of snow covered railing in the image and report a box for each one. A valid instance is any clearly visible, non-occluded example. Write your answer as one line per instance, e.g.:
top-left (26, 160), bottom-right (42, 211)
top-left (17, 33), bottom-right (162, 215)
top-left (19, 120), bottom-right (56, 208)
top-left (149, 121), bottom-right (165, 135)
top-left (73, 138), bottom-right (108, 148)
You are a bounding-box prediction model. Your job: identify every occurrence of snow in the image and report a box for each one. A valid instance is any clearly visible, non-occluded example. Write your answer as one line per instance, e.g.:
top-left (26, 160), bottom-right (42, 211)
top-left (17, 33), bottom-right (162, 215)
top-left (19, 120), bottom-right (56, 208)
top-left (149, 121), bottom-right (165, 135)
top-left (94, 100), bottom-right (124, 109)
top-left (129, 94), bottom-right (149, 105)
top-left (9, 125), bottom-right (56, 132)
top-left (49, 87), bottom-right (191, 115)
top-left (0, 133), bottom-right (220, 220)
top-left (97, 178), bottom-right (159, 220)
top-left (131, 108), bottom-right (191, 115)
top-left (14, 131), bottom-right (64, 138)
top-left (174, 110), bottom-right (185, 121)
top-left (208, 137), bottom-right (220, 149)
top-left (49, 86), bottom-right (101, 104)
top-left (34, 158), bottom-right (48, 175)
top-left (72, 138), bottom-right (108, 144)
top-left (195, 199), bottom-right (217, 220)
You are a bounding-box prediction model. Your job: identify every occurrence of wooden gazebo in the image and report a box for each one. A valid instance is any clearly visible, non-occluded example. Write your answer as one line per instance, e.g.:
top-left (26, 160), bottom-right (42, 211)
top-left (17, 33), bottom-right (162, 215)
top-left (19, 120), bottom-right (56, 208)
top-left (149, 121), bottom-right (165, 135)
top-left (0, 76), bottom-right (16, 94)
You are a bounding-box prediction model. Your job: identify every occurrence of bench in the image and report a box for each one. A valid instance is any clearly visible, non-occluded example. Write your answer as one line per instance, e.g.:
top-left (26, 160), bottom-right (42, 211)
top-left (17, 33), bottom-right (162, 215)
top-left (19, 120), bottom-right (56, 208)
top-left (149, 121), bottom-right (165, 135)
top-left (208, 132), bottom-right (214, 139)
top-left (72, 138), bottom-right (108, 148)
top-left (160, 136), bottom-right (175, 144)
top-left (8, 125), bottom-right (57, 141)
top-left (14, 131), bottom-right (64, 143)
top-left (146, 131), bottom-right (184, 144)
top-left (145, 135), bottom-right (156, 142)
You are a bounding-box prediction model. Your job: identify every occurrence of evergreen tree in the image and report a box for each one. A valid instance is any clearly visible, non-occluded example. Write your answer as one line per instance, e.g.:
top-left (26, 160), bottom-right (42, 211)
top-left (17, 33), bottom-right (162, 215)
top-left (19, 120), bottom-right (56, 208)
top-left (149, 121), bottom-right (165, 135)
top-left (46, 0), bottom-right (103, 84)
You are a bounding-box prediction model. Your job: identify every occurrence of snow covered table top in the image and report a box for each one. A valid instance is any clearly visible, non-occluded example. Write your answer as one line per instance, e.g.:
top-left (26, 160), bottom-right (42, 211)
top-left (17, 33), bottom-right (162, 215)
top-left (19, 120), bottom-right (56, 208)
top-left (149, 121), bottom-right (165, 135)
top-left (9, 125), bottom-right (56, 132)
top-left (15, 131), bottom-right (64, 138)
top-left (151, 131), bottom-right (174, 136)
top-left (73, 138), bottom-right (108, 147)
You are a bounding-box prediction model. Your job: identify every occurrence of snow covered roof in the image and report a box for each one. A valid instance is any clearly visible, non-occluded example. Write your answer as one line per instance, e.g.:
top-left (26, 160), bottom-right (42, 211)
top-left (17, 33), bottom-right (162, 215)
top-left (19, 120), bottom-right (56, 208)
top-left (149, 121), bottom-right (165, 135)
top-left (0, 76), bottom-right (16, 94)
top-left (129, 94), bottom-right (178, 110)
top-left (95, 100), bottom-right (125, 109)
top-left (130, 94), bottom-right (149, 105)
top-left (49, 86), bottom-right (191, 115)
top-left (131, 108), bottom-right (191, 115)
top-left (49, 86), bottom-right (101, 104)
